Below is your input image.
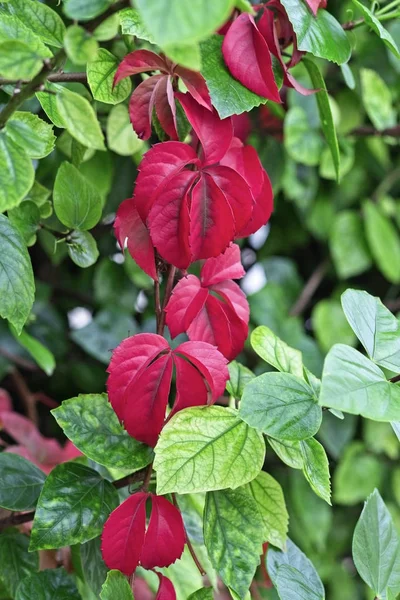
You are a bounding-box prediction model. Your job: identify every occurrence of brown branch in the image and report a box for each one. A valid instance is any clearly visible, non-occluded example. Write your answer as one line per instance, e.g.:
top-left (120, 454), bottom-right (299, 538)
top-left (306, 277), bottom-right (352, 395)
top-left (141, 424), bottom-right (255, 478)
top-left (290, 259), bottom-right (330, 317)
top-left (0, 73), bottom-right (87, 86)
top-left (351, 124), bottom-right (400, 137)
top-left (342, 17), bottom-right (364, 30)
top-left (0, 348), bottom-right (38, 372)
top-left (157, 265), bottom-right (177, 335)
top-left (9, 368), bottom-right (38, 425)
top-left (390, 374), bottom-right (400, 384)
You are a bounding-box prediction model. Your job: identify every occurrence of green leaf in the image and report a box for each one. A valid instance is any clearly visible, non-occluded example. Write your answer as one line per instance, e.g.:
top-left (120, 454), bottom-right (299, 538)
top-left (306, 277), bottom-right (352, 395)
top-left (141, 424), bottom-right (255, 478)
top-left (319, 344), bottom-right (400, 421)
top-left (63, 0), bottom-right (113, 21)
top-left (0, 12), bottom-right (52, 58)
top-left (352, 489), bottom-right (400, 597)
top-left (11, 326), bottom-right (56, 375)
top-left (81, 537), bottom-right (108, 597)
top-left (279, 1), bottom-right (351, 64)
top-left (353, 0), bottom-right (400, 58)
top-left (119, 8), bottom-right (155, 42)
top-left (67, 230), bottom-right (99, 268)
top-left (364, 200), bottom-right (400, 284)
top-left (52, 393), bottom-right (153, 471)
top-left (87, 48), bottom-right (131, 105)
top-left (0, 215), bottom-right (35, 333)
top-left (36, 83), bottom-right (68, 128)
top-left (100, 570), bottom-right (133, 600)
top-left (56, 90), bottom-right (106, 151)
top-left (341, 288), bottom-right (400, 372)
top-left (204, 487), bottom-right (264, 598)
top-left (251, 325), bottom-right (304, 377)
top-left (0, 453), bottom-right (45, 511)
top-left (284, 106), bottom-right (324, 167)
top-left (274, 564), bottom-right (325, 600)
top-left (136, 0), bottom-right (234, 47)
top-left (247, 471), bottom-right (289, 550)
top-left (240, 372), bottom-right (322, 441)
top-left (188, 588), bottom-right (214, 600)
top-left (267, 437), bottom-right (303, 470)
top-left (334, 442), bottom-right (383, 505)
top-left (8, 201), bottom-right (41, 246)
top-left (361, 68), bottom-right (396, 131)
top-left (0, 132), bottom-right (34, 212)
top-left (64, 25), bottom-right (99, 65)
top-left (226, 361), bottom-right (255, 399)
top-left (0, 38), bottom-right (44, 79)
top-left (30, 462), bottom-right (119, 550)
top-left (8, 0), bottom-right (66, 47)
top-left (312, 299), bottom-right (356, 354)
top-left (165, 42), bottom-right (201, 71)
top-left (303, 57), bottom-right (340, 181)
top-left (300, 438), bottom-right (331, 505)
top-left (107, 104), bottom-right (144, 156)
top-left (6, 111), bottom-right (55, 159)
top-left (15, 568), bottom-right (81, 600)
top-left (0, 531), bottom-right (38, 597)
top-left (54, 162), bottom-right (102, 231)
top-left (200, 35), bottom-right (268, 119)
top-left (330, 211), bottom-right (372, 279)
top-left (154, 406), bottom-right (265, 494)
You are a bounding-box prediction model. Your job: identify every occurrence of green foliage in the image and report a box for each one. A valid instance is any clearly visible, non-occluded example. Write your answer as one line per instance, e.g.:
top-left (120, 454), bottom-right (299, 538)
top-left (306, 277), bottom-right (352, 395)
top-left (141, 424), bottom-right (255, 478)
top-left (100, 570), bottom-right (133, 600)
top-left (0, 453), bottom-right (45, 510)
top-left (15, 568), bottom-right (81, 600)
top-left (8, 0), bottom-right (66, 47)
top-left (64, 25), bottom-right (99, 65)
top-left (0, 531), bottom-right (38, 596)
top-left (87, 49), bottom-right (131, 105)
top-left (56, 90), bottom-right (106, 151)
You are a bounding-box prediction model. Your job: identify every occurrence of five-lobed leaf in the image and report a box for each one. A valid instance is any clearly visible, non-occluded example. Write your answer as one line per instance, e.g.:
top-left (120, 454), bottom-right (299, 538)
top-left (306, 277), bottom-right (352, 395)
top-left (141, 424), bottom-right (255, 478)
top-left (0, 453), bottom-right (45, 511)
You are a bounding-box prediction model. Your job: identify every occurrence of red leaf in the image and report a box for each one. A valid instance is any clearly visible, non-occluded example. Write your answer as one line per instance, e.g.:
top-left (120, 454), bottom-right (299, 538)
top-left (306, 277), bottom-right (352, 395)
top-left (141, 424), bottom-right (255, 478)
top-left (165, 275), bottom-right (208, 338)
top-left (238, 171), bottom-right (273, 237)
top-left (107, 334), bottom-right (169, 419)
top-left (200, 243), bottom-right (245, 286)
top-left (141, 495), bottom-right (185, 569)
top-left (222, 13), bottom-right (281, 103)
top-left (172, 354), bottom-right (209, 414)
top-left (114, 50), bottom-right (168, 86)
top-left (174, 341), bottom-right (229, 401)
top-left (176, 93), bottom-right (233, 165)
top-left (148, 170), bottom-right (196, 269)
top-left (211, 279), bottom-right (250, 324)
top-left (101, 492), bottom-right (147, 575)
top-left (0, 389), bottom-right (12, 413)
top-left (174, 67), bottom-right (211, 110)
top-left (154, 76), bottom-right (179, 141)
top-left (135, 142), bottom-right (198, 221)
top-left (123, 353), bottom-right (173, 447)
top-left (129, 74), bottom-right (165, 141)
top-left (114, 198), bottom-right (157, 281)
top-left (155, 574), bottom-right (176, 600)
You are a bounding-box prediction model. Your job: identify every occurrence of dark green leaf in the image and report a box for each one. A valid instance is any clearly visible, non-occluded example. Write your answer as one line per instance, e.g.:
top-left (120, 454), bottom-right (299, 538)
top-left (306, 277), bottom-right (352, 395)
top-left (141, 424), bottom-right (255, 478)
top-left (15, 568), bottom-right (80, 600)
top-left (67, 230), bottom-right (99, 268)
top-left (0, 453), bottom-right (45, 511)
top-left (284, 106), bottom-right (324, 166)
top-left (54, 162), bottom-right (102, 231)
top-left (8, 201), bottom-right (41, 246)
top-left (87, 49), bottom-right (131, 105)
top-left (0, 131), bottom-right (34, 211)
top-left (11, 326), bottom-right (56, 375)
top-left (0, 531), bottom-right (38, 596)
top-left (100, 570), bottom-right (134, 600)
top-left (8, 0), bottom-right (66, 47)
top-left (364, 200), bottom-right (400, 284)
top-left (274, 564), bottom-right (324, 600)
top-left (80, 537), bottom-right (108, 597)
top-left (188, 588), bottom-right (214, 600)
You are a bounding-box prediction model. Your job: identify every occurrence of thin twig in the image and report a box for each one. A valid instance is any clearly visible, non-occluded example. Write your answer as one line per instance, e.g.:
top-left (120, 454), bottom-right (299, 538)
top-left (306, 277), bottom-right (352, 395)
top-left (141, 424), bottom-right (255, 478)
top-left (342, 17), bottom-right (364, 30)
top-left (0, 73), bottom-right (88, 86)
top-left (140, 462), bottom-right (154, 492)
top-left (157, 265), bottom-right (177, 335)
top-left (10, 368), bottom-right (38, 425)
top-left (390, 374), bottom-right (400, 384)
top-left (154, 279), bottom-right (162, 332)
top-left (290, 259), bottom-right (330, 317)
top-left (172, 494), bottom-right (206, 576)
top-left (351, 124), bottom-right (400, 137)
top-left (0, 348), bottom-right (38, 371)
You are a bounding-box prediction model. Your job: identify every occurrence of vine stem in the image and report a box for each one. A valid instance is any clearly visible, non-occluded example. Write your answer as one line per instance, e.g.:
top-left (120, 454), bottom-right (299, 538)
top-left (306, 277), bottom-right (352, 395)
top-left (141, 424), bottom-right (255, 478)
top-left (157, 265), bottom-right (177, 336)
top-left (172, 494), bottom-right (206, 577)
top-left (289, 259), bottom-right (329, 317)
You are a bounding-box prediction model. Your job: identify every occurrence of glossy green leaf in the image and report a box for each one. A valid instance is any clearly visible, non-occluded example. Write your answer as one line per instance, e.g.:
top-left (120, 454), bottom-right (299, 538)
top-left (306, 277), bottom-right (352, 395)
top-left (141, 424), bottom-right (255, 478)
top-left (0, 531), bottom-right (38, 596)
top-left (364, 200), bottom-right (400, 284)
top-left (67, 230), bottom-right (99, 268)
top-left (284, 106), bottom-right (324, 166)
top-left (300, 438), bottom-right (331, 504)
top-left (334, 442), bottom-right (383, 505)
top-left (280, 1), bottom-right (351, 64)
top-left (330, 211), bottom-right (372, 279)
top-left (188, 588), bottom-right (214, 600)
top-left (107, 105), bottom-right (144, 156)
top-left (0, 12), bottom-right (52, 58)
top-left (30, 462), bottom-right (119, 550)
top-left (8, 0), bottom-right (66, 47)
top-left (0, 215), bottom-right (35, 334)
top-left (361, 68), bottom-right (396, 131)
top-left (247, 471), bottom-right (289, 550)
top-left (251, 325), bottom-right (303, 377)
top-left (11, 326), bottom-right (56, 375)
top-left (342, 288), bottom-right (400, 372)
top-left (64, 25), bottom-right (99, 65)
top-left (54, 162), bottom-right (102, 231)
top-left (87, 48), bottom-right (131, 105)
top-left (100, 570), bottom-right (133, 600)
top-left (15, 568), bottom-right (81, 600)
top-left (0, 131), bottom-right (34, 211)
top-left (0, 453), bottom-right (45, 511)
top-left (52, 393), bottom-right (153, 471)
top-left (200, 35), bottom-right (268, 119)
top-left (81, 537), bottom-right (108, 597)
top-left (154, 406), bottom-right (265, 494)
top-left (319, 344), bottom-right (400, 421)
top-left (63, 0), bottom-right (113, 21)
top-left (204, 487), bottom-right (264, 598)
top-left (353, 0), bottom-right (400, 58)
top-left (226, 361), bottom-right (255, 399)
top-left (8, 201), bottom-right (41, 246)
top-left (352, 489), bottom-right (400, 597)
top-left (56, 90), bottom-right (106, 151)
top-left (312, 299), bottom-right (356, 353)
top-left (119, 8), bottom-right (155, 42)
top-left (240, 372), bottom-right (322, 441)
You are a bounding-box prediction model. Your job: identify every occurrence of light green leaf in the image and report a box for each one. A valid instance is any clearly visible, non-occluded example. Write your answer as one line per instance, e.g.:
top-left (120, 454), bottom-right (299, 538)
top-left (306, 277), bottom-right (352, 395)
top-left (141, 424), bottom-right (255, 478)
top-left (52, 393), bottom-right (153, 471)
top-left (30, 462), bottom-right (118, 550)
top-left (352, 489), bottom-right (400, 597)
top-left (319, 344), bottom-right (400, 421)
top-left (188, 588), bottom-right (214, 600)
top-left (247, 471), bottom-right (289, 550)
top-left (107, 104), bottom-right (144, 156)
top-left (54, 162), bottom-right (102, 231)
top-left (353, 0), bottom-right (400, 58)
top-left (279, 1), bottom-right (351, 64)
top-left (6, 111), bottom-right (55, 159)
top-left (154, 406), bottom-right (265, 494)
top-left (0, 531), bottom-right (38, 597)
top-left (0, 12), bottom-right (52, 57)
top-left (267, 437), bottom-right (303, 470)
top-left (8, 0), bottom-right (65, 47)
top-left (204, 487), bottom-right (264, 598)
top-left (36, 83), bottom-right (68, 128)
top-left (56, 90), bottom-right (106, 151)
top-left (361, 68), bottom-right (396, 131)
top-left (11, 326), bottom-right (55, 375)
top-left (0, 132), bottom-right (34, 212)
top-left (119, 8), bottom-right (155, 41)
top-left (251, 325), bottom-right (304, 378)
top-left (330, 210), bottom-right (372, 279)
top-left (87, 48), bottom-right (131, 105)
top-left (8, 201), bottom-right (41, 246)
top-left (15, 568), bottom-right (80, 600)
top-left (0, 215), bottom-right (35, 334)
top-left (226, 361), bottom-right (255, 399)
top-left (364, 200), bottom-right (400, 284)
top-left (274, 564), bottom-right (325, 600)
top-left (200, 35), bottom-right (267, 119)
top-left (165, 42), bottom-right (201, 71)
top-left (284, 106), bottom-right (324, 166)
top-left (64, 25), bottom-right (99, 65)
top-left (334, 442), bottom-right (383, 505)
top-left (93, 13), bottom-right (119, 41)
top-left (240, 372), bottom-right (322, 441)
top-left (0, 39), bottom-right (44, 79)
top-left (67, 230), bottom-right (99, 268)
top-left (341, 288), bottom-right (400, 372)
top-left (100, 570), bottom-right (133, 600)
top-left (0, 453), bottom-right (45, 511)
top-left (303, 57), bottom-right (340, 181)
top-left (300, 438), bottom-right (331, 505)
top-left (63, 0), bottom-right (113, 21)
top-left (312, 299), bottom-right (356, 353)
